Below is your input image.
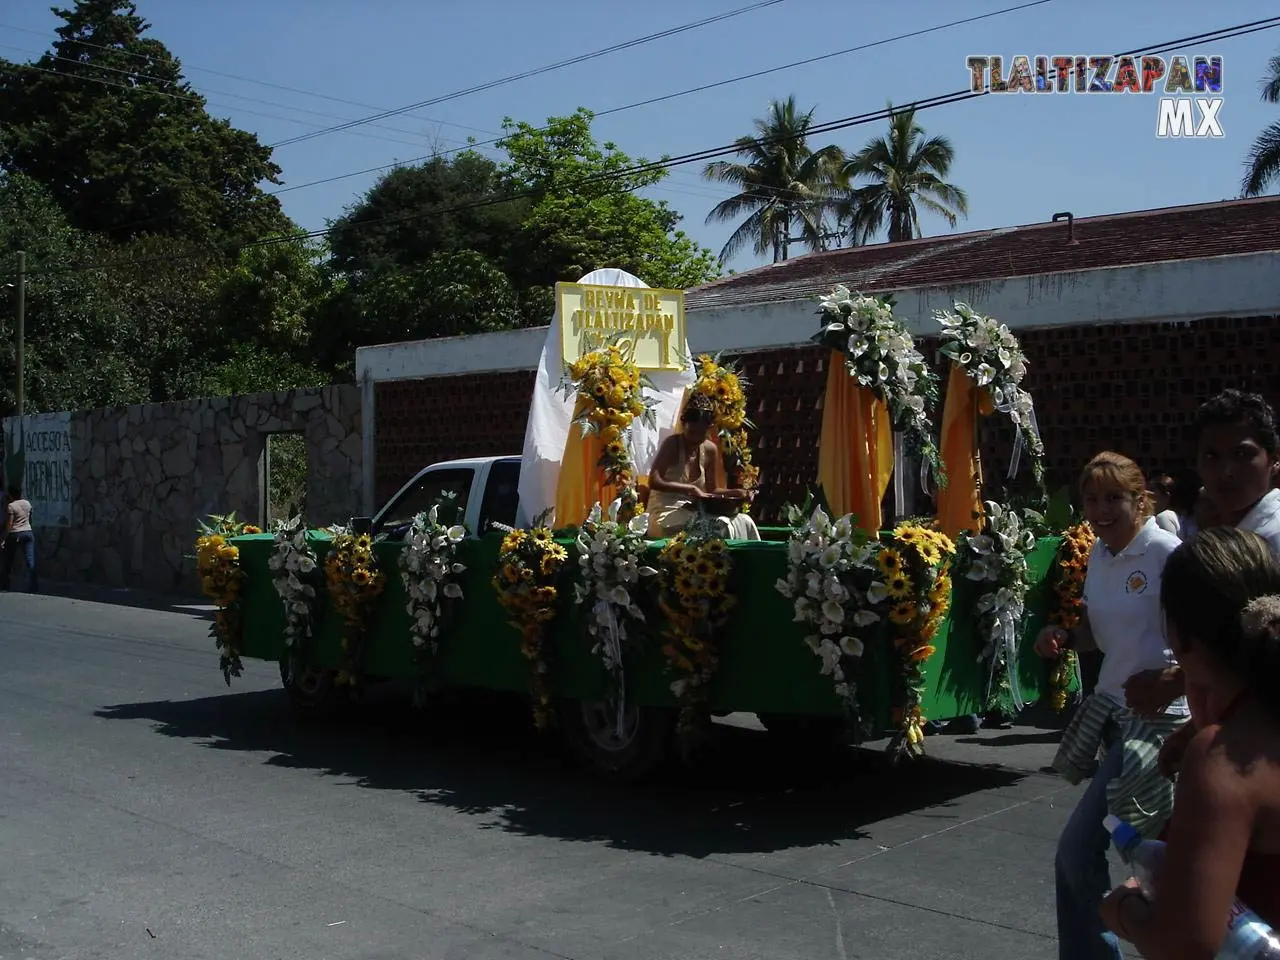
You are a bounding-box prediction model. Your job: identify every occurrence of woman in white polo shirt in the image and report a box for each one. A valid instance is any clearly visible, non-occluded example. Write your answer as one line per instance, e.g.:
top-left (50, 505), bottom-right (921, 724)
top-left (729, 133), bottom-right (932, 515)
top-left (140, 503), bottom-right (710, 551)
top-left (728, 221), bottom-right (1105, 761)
top-left (1034, 451), bottom-right (1188, 960)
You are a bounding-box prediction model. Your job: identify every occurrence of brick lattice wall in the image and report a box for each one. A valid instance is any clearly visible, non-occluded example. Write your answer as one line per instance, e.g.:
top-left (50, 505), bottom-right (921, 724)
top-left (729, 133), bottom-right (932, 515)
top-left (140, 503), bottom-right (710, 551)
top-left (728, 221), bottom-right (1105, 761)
top-left (373, 316), bottom-right (1280, 520)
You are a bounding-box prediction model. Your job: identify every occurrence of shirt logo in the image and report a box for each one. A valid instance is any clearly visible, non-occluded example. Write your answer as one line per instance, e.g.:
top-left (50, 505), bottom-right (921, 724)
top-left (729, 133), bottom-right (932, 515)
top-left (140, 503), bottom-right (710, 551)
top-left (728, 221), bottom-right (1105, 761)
top-left (1126, 571), bottom-right (1149, 594)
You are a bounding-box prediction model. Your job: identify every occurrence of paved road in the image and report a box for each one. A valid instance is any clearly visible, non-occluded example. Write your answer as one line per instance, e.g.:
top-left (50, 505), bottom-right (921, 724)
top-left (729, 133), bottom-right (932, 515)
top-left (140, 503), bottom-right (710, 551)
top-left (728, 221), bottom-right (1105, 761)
top-left (0, 587), bottom-right (1115, 960)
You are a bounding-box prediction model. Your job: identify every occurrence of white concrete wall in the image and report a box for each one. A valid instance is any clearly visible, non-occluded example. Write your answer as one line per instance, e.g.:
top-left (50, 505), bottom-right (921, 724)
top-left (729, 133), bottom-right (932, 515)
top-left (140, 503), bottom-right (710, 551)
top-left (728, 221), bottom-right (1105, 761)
top-left (354, 251), bottom-right (1280, 384)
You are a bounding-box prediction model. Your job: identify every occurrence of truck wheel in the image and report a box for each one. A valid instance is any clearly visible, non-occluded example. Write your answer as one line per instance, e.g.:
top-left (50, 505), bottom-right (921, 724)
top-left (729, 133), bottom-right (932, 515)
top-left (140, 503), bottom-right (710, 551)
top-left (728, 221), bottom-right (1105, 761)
top-left (560, 699), bottom-right (674, 782)
top-left (757, 713), bottom-right (850, 753)
top-left (279, 660), bottom-right (342, 718)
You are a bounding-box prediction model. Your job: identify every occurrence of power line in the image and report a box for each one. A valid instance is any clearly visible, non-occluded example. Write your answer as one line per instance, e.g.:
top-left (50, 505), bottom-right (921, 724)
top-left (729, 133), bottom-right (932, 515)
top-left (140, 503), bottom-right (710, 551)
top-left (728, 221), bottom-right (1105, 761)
top-left (23, 16), bottom-right (1280, 280)
top-left (265, 0), bottom-right (789, 149)
top-left (0, 20), bottom-right (493, 138)
top-left (268, 0), bottom-right (1060, 197)
top-left (0, 41), bottom-right (483, 147)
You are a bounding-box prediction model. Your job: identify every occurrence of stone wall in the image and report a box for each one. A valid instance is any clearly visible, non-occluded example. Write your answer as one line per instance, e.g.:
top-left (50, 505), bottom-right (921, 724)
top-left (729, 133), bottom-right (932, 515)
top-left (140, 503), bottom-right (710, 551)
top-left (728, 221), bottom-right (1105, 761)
top-left (371, 315), bottom-right (1280, 522)
top-left (4, 385), bottom-right (361, 594)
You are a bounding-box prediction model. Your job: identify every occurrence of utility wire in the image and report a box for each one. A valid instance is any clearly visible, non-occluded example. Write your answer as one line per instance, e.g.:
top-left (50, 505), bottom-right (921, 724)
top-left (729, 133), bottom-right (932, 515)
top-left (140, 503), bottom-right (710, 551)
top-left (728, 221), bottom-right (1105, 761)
top-left (268, 0), bottom-right (1060, 197)
top-left (265, 0), bottom-right (788, 149)
top-left (22, 16), bottom-right (1280, 280)
top-left (0, 20), bottom-right (493, 137)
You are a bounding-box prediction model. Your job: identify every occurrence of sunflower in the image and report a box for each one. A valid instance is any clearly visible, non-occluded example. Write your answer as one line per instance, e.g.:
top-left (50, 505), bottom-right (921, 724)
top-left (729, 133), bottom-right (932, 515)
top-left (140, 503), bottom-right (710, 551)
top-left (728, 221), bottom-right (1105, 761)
top-left (893, 525), bottom-right (922, 546)
top-left (917, 542), bottom-right (942, 567)
top-left (886, 572), bottom-right (914, 600)
top-left (501, 530), bottom-right (526, 553)
top-left (888, 601), bottom-right (916, 625)
top-left (242, 524), bottom-right (262, 535)
top-left (531, 528), bottom-right (552, 545)
top-left (878, 548), bottom-right (904, 576)
top-left (352, 567), bottom-right (372, 587)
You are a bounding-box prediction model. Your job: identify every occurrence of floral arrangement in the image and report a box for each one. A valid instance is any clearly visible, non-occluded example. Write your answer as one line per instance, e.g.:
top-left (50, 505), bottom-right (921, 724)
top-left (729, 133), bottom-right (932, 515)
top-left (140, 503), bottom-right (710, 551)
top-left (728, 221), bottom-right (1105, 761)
top-left (194, 512), bottom-right (261, 685)
top-left (323, 527), bottom-right (388, 689)
top-left (399, 505), bottom-right (468, 704)
top-left (775, 505), bottom-right (887, 726)
top-left (883, 523), bottom-right (956, 759)
top-left (562, 342), bottom-right (657, 522)
top-left (493, 527), bottom-right (569, 731)
top-left (956, 502), bottom-right (1038, 714)
top-left (268, 516), bottom-right (322, 671)
top-left (573, 502), bottom-right (658, 710)
top-left (691, 353), bottom-right (760, 498)
top-left (1046, 522), bottom-right (1096, 711)
top-left (814, 285), bottom-right (943, 479)
top-left (656, 529), bottom-right (735, 747)
top-left (935, 301), bottom-right (1044, 485)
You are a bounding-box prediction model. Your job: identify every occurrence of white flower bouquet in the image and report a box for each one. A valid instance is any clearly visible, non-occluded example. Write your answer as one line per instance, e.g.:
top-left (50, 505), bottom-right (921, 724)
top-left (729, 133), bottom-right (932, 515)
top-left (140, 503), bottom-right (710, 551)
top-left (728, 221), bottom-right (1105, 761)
top-left (399, 503), bottom-right (468, 701)
top-left (935, 302), bottom-right (1044, 483)
top-left (268, 515), bottom-right (321, 660)
top-left (814, 284), bottom-right (942, 477)
top-left (776, 504), bottom-right (890, 721)
top-left (956, 501), bottom-right (1037, 712)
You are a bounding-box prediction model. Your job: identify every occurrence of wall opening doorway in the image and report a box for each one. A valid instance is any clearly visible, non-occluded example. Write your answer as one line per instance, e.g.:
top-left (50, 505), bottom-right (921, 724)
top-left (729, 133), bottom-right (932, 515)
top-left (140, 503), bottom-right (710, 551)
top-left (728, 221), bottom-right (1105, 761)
top-left (263, 432), bottom-right (308, 525)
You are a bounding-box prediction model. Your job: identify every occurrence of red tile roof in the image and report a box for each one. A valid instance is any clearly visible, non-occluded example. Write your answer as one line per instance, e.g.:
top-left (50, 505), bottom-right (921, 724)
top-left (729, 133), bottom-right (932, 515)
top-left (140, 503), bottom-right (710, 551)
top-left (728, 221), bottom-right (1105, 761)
top-left (685, 196), bottom-right (1280, 311)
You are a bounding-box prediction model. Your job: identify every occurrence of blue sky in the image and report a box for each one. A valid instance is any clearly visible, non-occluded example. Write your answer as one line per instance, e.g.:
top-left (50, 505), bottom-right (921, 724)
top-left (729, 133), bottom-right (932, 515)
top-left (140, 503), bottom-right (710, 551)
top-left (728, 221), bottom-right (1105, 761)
top-left (3, 0), bottom-right (1278, 272)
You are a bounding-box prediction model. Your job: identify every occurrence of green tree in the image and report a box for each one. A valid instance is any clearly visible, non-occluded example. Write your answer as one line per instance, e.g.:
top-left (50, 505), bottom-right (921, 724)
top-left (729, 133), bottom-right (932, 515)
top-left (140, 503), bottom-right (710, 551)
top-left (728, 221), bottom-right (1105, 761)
top-left (498, 109), bottom-right (720, 290)
top-left (838, 105), bottom-right (968, 244)
top-left (702, 96), bottom-right (844, 263)
top-left (0, 0), bottom-right (287, 251)
top-left (207, 237), bottom-right (328, 354)
top-left (327, 152), bottom-right (528, 277)
top-left (0, 172), bottom-right (145, 416)
top-left (1242, 51), bottom-right (1280, 197)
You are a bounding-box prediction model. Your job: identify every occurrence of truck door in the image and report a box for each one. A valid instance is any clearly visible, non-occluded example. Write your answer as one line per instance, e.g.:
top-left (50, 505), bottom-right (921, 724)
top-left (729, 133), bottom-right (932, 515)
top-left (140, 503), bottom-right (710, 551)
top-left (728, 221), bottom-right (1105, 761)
top-left (477, 459), bottom-right (521, 534)
top-left (374, 466), bottom-right (474, 540)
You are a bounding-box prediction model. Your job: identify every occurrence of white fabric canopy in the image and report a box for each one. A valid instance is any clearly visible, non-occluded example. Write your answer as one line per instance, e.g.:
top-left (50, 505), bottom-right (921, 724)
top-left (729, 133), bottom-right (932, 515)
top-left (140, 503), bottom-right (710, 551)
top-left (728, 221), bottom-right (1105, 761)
top-left (515, 268), bottom-right (693, 528)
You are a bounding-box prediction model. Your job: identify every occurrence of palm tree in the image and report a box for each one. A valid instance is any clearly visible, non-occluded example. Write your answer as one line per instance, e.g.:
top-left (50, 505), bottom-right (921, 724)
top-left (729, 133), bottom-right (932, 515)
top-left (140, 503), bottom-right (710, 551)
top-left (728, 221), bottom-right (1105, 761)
top-left (837, 105), bottom-right (968, 244)
top-left (702, 96), bottom-right (843, 263)
top-left (1242, 52), bottom-right (1280, 197)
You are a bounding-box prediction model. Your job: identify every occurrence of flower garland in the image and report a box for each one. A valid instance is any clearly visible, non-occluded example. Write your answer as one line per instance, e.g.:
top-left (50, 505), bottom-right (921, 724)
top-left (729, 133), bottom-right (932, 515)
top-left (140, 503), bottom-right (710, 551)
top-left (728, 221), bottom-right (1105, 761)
top-left (1047, 522), bottom-right (1096, 712)
top-left (956, 502), bottom-right (1037, 715)
top-left (935, 302), bottom-right (1044, 485)
top-left (775, 505), bottom-right (887, 726)
top-left (883, 524), bottom-right (956, 759)
top-left (814, 285), bottom-right (943, 479)
top-left (656, 528), bottom-right (735, 747)
top-left (573, 502), bottom-right (658, 718)
top-left (493, 527), bottom-right (569, 731)
top-left (324, 527), bottom-right (388, 690)
top-left (562, 342), bottom-right (657, 522)
top-left (268, 516), bottom-right (322, 671)
top-left (691, 353), bottom-right (760, 499)
top-left (399, 505), bottom-right (468, 705)
top-left (194, 512), bottom-right (262, 685)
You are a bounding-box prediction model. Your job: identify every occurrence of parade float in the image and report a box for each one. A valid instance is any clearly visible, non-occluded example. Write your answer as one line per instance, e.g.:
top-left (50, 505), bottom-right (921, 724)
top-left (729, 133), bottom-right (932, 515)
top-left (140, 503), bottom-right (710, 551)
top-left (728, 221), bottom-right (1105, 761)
top-left (196, 269), bottom-right (1083, 780)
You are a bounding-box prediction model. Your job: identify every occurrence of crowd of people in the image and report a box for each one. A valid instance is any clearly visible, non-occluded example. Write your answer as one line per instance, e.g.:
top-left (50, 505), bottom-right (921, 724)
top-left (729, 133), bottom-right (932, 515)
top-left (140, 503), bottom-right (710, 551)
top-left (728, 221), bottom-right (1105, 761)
top-left (1035, 388), bottom-right (1280, 959)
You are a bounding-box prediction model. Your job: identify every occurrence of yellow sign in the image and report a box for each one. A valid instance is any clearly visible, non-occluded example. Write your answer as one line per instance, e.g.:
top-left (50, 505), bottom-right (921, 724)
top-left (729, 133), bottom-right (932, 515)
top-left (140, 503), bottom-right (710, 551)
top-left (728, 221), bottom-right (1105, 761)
top-left (556, 282), bottom-right (685, 372)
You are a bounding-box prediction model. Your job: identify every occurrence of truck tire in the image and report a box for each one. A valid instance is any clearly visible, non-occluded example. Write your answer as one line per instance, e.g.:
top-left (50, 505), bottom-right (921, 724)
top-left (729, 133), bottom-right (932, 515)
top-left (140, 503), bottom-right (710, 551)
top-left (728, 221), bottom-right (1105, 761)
top-left (279, 659), bottom-right (342, 718)
top-left (756, 713), bottom-right (850, 753)
top-left (560, 699), bottom-right (674, 782)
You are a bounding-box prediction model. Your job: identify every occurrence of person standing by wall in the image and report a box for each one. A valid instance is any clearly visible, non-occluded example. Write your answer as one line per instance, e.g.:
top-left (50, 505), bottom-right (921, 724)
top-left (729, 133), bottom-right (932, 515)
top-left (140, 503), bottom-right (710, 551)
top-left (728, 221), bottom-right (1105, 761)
top-left (1, 484), bottom-right (37, 593)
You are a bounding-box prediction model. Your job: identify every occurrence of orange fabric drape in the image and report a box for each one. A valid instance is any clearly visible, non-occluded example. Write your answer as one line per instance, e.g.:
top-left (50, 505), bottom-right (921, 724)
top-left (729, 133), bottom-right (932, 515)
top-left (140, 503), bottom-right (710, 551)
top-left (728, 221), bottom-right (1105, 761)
top-left (817, 351), bottom-right (894, 534)
top-left (553, 396), bottom-right (619, 528)
top-left (936, 362), bottom-right (995, 539)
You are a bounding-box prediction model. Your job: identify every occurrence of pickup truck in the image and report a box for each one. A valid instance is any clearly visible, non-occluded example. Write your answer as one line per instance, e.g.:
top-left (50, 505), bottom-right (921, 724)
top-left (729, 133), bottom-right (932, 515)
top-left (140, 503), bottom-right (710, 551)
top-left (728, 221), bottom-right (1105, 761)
top-left (370, 456), bottom-right (522, 541)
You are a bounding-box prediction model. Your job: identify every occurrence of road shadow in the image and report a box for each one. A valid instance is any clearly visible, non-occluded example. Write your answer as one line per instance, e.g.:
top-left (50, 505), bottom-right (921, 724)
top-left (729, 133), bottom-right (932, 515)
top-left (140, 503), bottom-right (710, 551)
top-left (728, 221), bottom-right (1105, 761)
top-left (96, 685), bottom-right (1032, 859)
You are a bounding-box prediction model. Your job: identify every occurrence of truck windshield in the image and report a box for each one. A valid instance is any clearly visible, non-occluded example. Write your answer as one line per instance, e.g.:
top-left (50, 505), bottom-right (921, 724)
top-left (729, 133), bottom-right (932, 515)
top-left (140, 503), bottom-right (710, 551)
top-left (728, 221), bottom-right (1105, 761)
top-left (379, 467), bottom-right (472, 533)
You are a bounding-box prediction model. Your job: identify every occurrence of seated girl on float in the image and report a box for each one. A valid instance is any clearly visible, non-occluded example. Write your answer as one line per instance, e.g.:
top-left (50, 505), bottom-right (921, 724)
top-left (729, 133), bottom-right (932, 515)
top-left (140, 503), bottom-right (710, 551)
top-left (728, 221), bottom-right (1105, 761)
top-left (645, 393), bottom-right (761, 541)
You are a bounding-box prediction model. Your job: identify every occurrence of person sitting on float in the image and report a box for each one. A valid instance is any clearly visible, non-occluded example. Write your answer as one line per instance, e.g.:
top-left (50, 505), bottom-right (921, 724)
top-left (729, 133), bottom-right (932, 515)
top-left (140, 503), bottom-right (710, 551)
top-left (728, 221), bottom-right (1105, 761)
top-left (646, 392), bottom-right (761, 541)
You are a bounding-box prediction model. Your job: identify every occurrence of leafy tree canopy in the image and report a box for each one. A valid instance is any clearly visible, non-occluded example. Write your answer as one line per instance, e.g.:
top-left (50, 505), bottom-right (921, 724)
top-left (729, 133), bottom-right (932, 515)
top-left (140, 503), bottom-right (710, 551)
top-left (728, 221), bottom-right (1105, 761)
top-left (0, 0), bottom-right (288, 251)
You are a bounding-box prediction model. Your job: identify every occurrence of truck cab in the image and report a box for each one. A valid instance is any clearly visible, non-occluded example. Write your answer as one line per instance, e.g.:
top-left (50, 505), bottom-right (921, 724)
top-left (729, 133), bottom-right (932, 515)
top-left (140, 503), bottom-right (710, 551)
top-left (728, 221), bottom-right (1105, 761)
top-left (371, 456), bottom-right (522, 540)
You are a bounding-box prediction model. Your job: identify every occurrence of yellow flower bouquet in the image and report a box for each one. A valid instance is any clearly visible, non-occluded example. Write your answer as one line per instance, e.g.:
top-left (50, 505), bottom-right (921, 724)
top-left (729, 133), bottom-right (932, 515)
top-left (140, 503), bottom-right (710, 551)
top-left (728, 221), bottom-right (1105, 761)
top-left (324, 529), bottom-right (388, 689)
top-left (1047, 522), bottom-right (1096, 711)
top-left (194, 512), bottom-right (262, 685)
top-left (884, 523), bottom-right (956, 759)
top-left (492, 527), bottom-right (569, 731)
top-left (692, 353), bottom-right (760, 500)
top-left (656, 530), bottom-right (735, 749)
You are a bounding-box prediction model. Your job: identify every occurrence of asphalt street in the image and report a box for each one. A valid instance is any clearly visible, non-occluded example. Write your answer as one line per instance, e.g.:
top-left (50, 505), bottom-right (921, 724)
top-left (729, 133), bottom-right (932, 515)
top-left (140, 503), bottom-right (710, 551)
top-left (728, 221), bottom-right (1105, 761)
top-left (0, 585), bottom-right (1130, 960)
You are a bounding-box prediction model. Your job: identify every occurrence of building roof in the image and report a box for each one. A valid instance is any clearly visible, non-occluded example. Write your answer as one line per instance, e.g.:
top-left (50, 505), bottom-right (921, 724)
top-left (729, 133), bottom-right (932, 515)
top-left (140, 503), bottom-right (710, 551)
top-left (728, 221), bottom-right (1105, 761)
top-left (685, 195), bottom-right (1280, 311)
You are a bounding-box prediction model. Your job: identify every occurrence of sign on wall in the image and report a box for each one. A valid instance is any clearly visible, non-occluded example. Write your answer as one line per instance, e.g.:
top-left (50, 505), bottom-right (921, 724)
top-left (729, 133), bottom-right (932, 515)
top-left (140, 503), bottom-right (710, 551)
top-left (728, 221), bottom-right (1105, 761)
top-left (2, 412), bottom-right (73, 528)
top-left (556, 282), bottom-right (686, 372)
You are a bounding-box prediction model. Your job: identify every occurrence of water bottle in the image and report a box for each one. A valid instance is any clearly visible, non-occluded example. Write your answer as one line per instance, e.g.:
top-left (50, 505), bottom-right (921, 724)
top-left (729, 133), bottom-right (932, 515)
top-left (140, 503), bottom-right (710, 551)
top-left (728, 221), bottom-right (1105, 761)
top-left (1104, 816), bottom-right (1280, 958)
